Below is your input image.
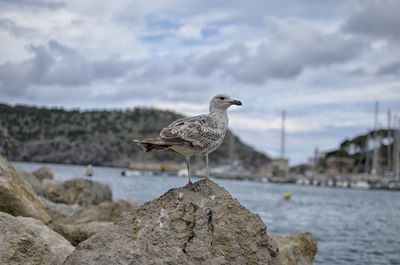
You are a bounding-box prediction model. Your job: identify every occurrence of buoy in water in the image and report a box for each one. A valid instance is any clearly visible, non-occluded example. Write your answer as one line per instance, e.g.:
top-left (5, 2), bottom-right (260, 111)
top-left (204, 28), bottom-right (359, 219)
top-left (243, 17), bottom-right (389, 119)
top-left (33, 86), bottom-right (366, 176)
top-left (85, 164), bottom-right (93, 177)
top-left (283, 192), bottom-right (292, 201)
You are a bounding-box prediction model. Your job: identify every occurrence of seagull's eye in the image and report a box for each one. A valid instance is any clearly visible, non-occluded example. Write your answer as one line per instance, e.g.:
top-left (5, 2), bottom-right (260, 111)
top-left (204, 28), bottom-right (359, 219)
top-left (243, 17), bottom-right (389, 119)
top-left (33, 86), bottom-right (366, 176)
top-left (219, 97), bottom-right (225, 100)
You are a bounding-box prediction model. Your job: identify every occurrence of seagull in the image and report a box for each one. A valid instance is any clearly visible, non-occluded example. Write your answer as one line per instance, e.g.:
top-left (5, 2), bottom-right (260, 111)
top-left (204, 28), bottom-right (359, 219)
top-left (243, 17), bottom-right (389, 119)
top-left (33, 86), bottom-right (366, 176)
top-left (134, 94), bottom-right (242, 183)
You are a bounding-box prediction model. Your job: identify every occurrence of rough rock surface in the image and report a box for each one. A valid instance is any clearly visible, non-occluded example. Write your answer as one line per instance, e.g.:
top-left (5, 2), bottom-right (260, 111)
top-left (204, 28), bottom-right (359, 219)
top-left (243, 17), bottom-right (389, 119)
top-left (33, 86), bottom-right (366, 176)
top-left (0, 212), bottom-right (73, 265)
top-left (47, 178), bottom-right (112, 206)
top-left (51, 221), bottom-right (113, 246)
top-left (62, 199), bottom-right (139, 224)
top-left (42, 178), bottom-right (61, 198)
top-left (64, 179), bottom-right (279, 265)
top-left (17, 168), bottom-right (47, 196)
top-left (272, 233), bottom-right (317, 265)
top-left (0, 155), bottom-right (51, 224)
top-left (32, 166), bottom-right (54, 181)
top-left (39, 196), bottom-right (81, 221)
top-left (49, 200), bottom-right (138, 245)
top-left (16, 216), bottom-right (75, 264)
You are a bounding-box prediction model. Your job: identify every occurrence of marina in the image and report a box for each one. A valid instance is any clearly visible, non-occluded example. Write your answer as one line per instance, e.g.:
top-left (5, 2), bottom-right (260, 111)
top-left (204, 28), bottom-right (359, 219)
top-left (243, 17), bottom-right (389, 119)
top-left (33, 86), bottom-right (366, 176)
top-left (13, 161), bottom-right (400, 265)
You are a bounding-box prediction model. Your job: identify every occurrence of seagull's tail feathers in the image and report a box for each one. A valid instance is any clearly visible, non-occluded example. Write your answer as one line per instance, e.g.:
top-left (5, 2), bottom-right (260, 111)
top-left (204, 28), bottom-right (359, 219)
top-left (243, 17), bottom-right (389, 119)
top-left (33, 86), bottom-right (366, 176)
top-left (133, 137), bottom-right (183, 152)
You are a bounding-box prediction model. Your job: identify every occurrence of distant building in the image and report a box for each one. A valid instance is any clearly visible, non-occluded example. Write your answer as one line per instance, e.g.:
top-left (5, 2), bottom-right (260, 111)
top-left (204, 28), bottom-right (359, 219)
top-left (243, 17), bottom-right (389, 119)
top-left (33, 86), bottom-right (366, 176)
top-left (257, 158), bottom-right (289, 178)
top-left (290, 163), bottom-right (312, 175)
top-left (325, 157), bottom-right (354, 175)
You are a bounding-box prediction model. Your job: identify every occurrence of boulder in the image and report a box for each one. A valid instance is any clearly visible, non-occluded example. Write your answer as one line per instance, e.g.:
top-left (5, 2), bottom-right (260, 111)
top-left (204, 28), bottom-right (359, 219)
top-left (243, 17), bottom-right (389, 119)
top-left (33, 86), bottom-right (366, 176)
top-left (0, 212), bottom-right (73, 265)
top-left (39, 196), bottom-right (81, 221)
top-left (64, 179), bottom-right (279, 265)
top-left (16, 168), bottom-right (47, 196)
top-left (51, 200), bottom-right (139, 245)
top-left (0, 155), bottom-right (51, 224)
top-left (50, 200), bottom-right (138, 245)
top-left (62, 200), bottom-right (140, 224)
top-left (16, 216), bottom-right (75, 264)
top-left (50, 222), bottom-right (113, 246)
top-left (42, 178), bottom-right (62, 198)
top-left (47, 178), bottom-right (112, 206)
top-left (272, 233), bottom-right (317, 265)
top-left (32, 166), bottom-right (54, 181)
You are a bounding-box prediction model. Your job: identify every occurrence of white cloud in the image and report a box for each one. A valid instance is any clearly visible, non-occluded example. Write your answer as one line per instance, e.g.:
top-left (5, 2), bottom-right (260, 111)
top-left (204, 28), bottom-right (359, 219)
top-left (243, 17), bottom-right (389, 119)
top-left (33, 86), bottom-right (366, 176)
top-left (0, 31), bottom-right (31, 63)
top-left (150, 100), bottom-right (207, 115)
top-left (230, 111), bottom-right (368, 134)
top-left (177, 24), bottom-right (202, 39)
top-left (0, 6), bottom-right (148, 62)
top-left (285, 82), bottom-right (400, 106)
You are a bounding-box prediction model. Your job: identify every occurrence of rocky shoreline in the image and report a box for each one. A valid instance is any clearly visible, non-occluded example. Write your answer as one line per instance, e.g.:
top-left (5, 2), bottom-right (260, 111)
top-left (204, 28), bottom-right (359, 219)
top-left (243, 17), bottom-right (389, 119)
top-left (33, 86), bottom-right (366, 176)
top-left (0, 155), bottom-right (317, 264)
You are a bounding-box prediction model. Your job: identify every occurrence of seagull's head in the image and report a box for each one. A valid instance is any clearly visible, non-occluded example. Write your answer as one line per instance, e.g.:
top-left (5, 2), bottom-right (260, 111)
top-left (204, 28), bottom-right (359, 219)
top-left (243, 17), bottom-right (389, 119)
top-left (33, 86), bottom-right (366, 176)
top-left (210, 94), bottom-right (242, 111)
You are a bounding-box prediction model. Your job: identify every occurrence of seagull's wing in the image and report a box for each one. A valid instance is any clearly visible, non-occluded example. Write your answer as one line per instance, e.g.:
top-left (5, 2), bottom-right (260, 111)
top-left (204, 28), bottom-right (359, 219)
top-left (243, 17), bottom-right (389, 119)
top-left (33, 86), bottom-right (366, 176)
top-left (160, 115), bottom-right (223, 148)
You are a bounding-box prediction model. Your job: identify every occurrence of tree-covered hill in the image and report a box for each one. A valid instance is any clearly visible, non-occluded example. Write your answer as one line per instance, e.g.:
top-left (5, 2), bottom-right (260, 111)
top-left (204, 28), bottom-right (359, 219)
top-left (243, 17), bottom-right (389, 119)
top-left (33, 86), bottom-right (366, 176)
top-left (320, 129), bottom-right (397, 173)
top-left (0, 103), bottom-right (270, 170)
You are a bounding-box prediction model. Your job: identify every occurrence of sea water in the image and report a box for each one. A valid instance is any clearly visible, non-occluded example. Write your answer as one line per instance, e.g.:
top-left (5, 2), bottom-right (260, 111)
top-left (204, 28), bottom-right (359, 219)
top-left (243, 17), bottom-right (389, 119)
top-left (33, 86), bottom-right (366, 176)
top-left (14, 162), bottom-right (400, 265)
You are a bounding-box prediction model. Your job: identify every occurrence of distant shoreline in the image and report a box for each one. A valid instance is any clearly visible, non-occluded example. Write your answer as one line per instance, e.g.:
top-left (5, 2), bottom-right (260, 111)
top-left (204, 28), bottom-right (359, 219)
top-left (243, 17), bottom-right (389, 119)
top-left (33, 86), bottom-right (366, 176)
top-left (12, 160), bottom-right (400, 192)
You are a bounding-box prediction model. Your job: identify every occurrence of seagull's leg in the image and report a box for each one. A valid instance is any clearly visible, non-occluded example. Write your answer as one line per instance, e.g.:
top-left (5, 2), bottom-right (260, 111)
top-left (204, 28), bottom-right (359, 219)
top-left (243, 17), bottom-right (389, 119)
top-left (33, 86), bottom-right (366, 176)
top-left (205, 154), bottom-right (209, 179)
top-left (185, 156), bottom-right (192, 184)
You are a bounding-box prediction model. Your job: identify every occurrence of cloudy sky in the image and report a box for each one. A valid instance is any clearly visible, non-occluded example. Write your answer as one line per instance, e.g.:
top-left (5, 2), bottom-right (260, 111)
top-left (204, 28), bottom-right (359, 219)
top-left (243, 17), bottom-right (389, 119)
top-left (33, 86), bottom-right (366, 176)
top-left (1, 0), bottom-right (400, 164)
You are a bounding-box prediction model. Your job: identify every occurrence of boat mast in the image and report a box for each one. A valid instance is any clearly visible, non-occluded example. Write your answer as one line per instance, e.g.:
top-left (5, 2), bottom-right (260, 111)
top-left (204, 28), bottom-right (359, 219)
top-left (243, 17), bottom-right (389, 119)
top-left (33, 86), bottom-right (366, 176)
top-left (280, 110), bottom-right (286, 159)
top-left (387, 110), bottom-right (392, 173)
top-left (365, 132), bottom-right (370, 174)
top-left (394, 115), bottom-right (400, 180)
top-left (372, 101), bottom-right (379, 175)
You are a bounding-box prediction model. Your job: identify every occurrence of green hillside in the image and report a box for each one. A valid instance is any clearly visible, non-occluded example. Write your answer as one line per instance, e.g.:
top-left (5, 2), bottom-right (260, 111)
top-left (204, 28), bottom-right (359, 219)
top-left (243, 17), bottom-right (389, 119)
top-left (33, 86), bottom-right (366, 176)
top-left (321, 129), bottom-right (397, 173)
top-left (0, 103), bottom-right (270, 170)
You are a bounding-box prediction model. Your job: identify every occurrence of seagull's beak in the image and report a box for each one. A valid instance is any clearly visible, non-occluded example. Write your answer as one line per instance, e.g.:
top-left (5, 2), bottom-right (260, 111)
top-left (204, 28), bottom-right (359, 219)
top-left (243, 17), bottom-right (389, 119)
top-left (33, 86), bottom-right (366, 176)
top-left (230, 99), bottom-right (242, 106)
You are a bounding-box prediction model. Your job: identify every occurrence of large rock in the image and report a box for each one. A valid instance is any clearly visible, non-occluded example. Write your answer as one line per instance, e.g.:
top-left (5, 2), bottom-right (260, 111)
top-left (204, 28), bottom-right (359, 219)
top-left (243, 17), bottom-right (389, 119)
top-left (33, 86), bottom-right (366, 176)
top-left (47, 178), bottom-right (112, 206)
top-left (50, 200), bottom-right (139, 245)
top-left (42, 178), bottom-right (61, 198)
top-left (50, 222), bottom-right (113, 246)
top-left (62, 200), bottom-right (140, 224)
top-left (16, 216), bottom-right (75, 264)
top-left (39, 196), bottom-right (81, 221)
top-left (0, 212), bottom-right (73, 265)
top-left (272, 233), bottom-right (317, 265)
top-left (17, 168), bottom-right (47, 196)
top-left (64, 179), bottom-right (279, 265)
top-left (32, 166), bottom-right (54, 181)
top-left (0, 155), bottom-right (52, 224)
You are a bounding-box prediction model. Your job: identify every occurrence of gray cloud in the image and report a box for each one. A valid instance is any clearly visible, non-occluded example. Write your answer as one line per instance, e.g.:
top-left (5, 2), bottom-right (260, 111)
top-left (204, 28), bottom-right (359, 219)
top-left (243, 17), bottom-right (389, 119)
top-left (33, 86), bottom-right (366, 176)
top-left (0, 40), bottom-right (136, 96)
top-left (342, 0), bottom-right (400, 40)
top-left (0, 18), bottom-right (38, 37)
top-left (138, 0), bottom-right (349, 29)
top-left (376, 61), bottom-right (400, 76)
top-left (348, 67), bottom-right (368, 77)
top-left (0, 0), bottom-right (64, 10)
top-left (192, 29), bottom-right (365, 83)
top-left (192, 44), bottom-right (247, 77)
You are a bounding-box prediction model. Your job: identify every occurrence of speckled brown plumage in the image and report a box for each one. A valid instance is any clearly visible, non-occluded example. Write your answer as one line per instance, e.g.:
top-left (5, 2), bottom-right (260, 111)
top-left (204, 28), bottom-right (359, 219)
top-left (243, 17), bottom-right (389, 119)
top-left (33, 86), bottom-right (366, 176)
top-left (134, 94), bottom-right (242, 182)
